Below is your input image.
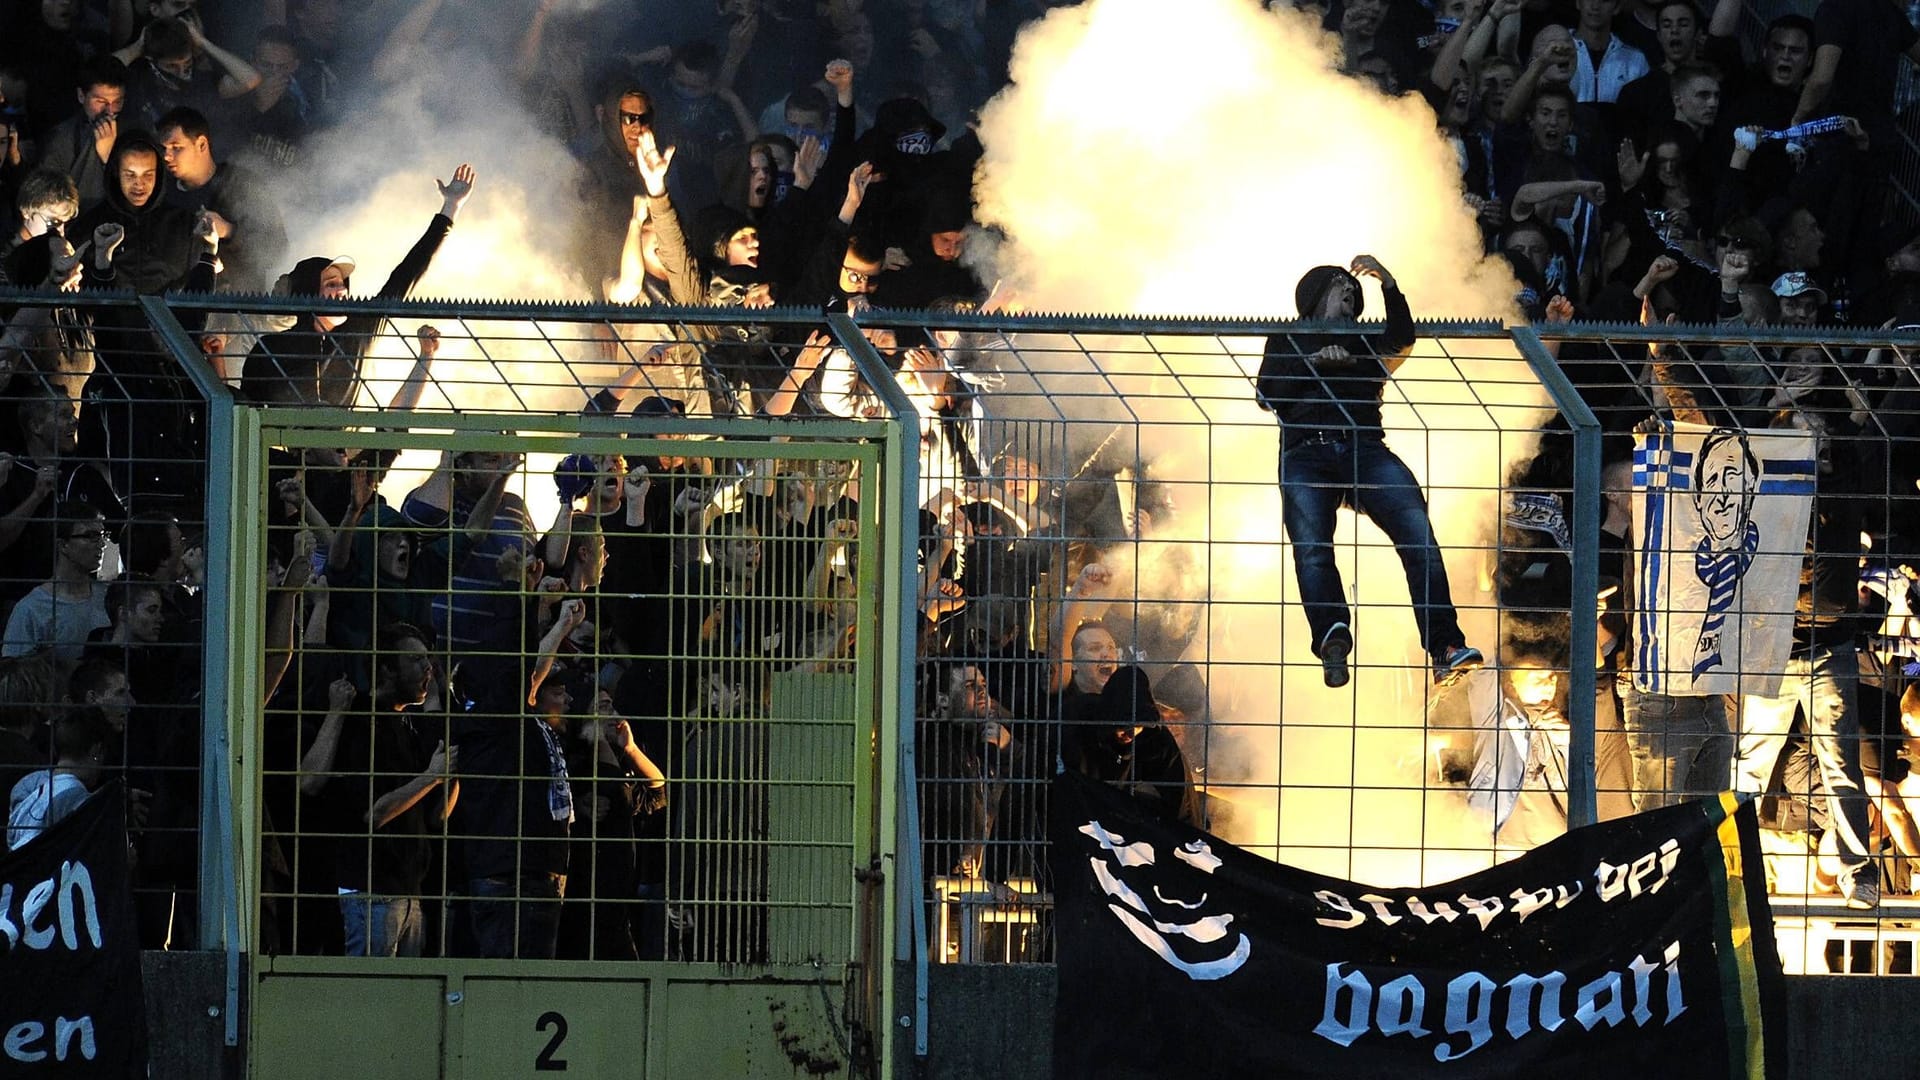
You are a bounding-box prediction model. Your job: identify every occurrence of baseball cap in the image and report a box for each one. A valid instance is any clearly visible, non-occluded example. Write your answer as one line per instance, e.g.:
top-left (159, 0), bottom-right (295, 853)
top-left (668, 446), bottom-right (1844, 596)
top-left (1770, 271), bottom-right (1826, 302)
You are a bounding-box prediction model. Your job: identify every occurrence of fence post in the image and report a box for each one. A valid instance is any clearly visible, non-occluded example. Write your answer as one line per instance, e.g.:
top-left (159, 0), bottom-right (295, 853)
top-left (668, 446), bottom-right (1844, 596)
top-left (1510, 325), bottom-right (1602, 828)
top-left (137, 296), bottom-right (247, 1045)
top-left (829, 311), bottom-right (927, 1060)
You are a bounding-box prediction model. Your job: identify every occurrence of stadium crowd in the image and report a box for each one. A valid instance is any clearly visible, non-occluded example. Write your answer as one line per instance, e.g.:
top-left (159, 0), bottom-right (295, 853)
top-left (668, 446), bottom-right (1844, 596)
top-left (0, 0), bottom-right (1919, 963)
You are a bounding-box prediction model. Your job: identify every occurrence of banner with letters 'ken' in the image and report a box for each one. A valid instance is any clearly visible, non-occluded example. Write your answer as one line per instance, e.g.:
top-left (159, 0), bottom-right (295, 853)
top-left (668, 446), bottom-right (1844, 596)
top-left (0, 783), bottom-right (147, 1077)
top-left (1051, 771), bottom-right (1784, 1079)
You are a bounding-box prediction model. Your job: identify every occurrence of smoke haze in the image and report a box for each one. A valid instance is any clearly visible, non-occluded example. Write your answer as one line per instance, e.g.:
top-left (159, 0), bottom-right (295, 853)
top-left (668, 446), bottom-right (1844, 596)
top-left (971, 0), bottom-right (1551, 881)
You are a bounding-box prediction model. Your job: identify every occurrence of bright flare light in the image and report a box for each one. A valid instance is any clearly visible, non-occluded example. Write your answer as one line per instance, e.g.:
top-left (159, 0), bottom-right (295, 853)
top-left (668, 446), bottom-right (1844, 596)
top-left (975, 0), bottom-right (1552, 882)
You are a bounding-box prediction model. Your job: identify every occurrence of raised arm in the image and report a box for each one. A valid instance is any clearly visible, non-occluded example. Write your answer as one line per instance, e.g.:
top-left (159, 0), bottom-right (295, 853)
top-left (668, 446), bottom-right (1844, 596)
top-left (263, 530), bottom-right (316, 701)
top-left (527, 598), bottom-right (586, 705)
top-left (1706, 0), bottom-right (1740, 39)
top-left (327, 465), bottom-right (383, 574)
top-left (1501, 50), bottom-right (1554, 125)
top-left (1431, 0), bottom-right (1491, 92)
top-left (376, 325), bottom-right (440, 413)
top-left (372, 164), bottom-right (474, 303)
top-left (764, 331), bottom-right (834, 418)
top-left (298, 674), bottom-right (357, 797)
top-left (637, 133), bottom-right (705, 307)
top-left (462, 454), bottom-right (520, 541)
top-left (514, 0), bottom-right (561, 84)
top-left (603, 718), bottom-right (666, 790)
top-left (372, 0), bottom-right (447, 86)
top-left (1792, 44), bottom-right (1842, 127)
top-left (1349, 254), bottom-right (1416, 369)
top-left (186, 19), bottom-right (263, 98)
top-left (1051, 562), bottom-right (1114, 691)
top-left (605, 197), bottom-right (649, 304)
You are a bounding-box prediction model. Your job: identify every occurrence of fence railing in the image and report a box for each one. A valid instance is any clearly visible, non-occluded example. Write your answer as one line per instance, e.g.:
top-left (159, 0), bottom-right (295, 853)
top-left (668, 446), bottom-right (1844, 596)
top-left (6, 292), bottom-right (1917, 1073)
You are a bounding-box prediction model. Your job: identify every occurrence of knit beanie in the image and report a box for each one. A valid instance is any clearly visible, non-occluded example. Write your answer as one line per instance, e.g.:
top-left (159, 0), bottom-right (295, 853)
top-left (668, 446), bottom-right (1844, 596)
top-left (1294, 265), bottom-right (1363, 319)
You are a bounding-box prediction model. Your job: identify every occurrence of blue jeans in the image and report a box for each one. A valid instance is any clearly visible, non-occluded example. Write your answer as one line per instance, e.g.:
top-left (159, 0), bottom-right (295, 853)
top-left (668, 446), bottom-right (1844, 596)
top-left (1279, 434), bottom-right (1462, 657)
top-left (468, 874), bottom-right (567, 960)
top-left (340, 894), bottom-right (424, 958)
top-left (1623, 686), bottom-right (1732, 811)
top-left (1734, 643), bottom-right (1874, 867)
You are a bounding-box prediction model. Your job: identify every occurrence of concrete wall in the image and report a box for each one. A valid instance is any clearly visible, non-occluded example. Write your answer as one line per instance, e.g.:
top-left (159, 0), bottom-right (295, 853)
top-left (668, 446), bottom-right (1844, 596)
top-left (901, 963), bottom-right (1920, 1080)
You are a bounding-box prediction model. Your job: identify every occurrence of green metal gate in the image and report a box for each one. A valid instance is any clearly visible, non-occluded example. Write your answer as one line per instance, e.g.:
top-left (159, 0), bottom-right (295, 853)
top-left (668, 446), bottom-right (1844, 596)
top-left (179, 303), bottom-right (917, 1079)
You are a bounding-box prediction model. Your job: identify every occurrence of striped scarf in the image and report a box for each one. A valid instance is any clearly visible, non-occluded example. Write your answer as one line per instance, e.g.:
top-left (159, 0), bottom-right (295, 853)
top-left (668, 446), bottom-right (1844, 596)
top-left (1691, 521), bottom-right (1760, 680)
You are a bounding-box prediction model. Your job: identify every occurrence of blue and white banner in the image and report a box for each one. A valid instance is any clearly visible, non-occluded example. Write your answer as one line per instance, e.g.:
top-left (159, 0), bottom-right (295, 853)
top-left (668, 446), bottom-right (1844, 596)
top-left (1631, 422), bottom-right (1816, 697)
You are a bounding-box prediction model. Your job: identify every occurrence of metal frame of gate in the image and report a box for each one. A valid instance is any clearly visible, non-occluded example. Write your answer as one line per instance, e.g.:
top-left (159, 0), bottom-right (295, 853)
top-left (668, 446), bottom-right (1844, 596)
top-left (144, 297), bottom-right (920, 1078)
top-left (89, 289), bottom-right (1920, 1076)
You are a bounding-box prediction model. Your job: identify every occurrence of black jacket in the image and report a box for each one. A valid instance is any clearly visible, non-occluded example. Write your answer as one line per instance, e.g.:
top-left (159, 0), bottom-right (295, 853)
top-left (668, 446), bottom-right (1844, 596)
top-left (1257, 282), bottom-right (1416, 436)
top-left (244, 213), bottom-right (452, 405)
top-left (74, 139), bottom-right (214, 296)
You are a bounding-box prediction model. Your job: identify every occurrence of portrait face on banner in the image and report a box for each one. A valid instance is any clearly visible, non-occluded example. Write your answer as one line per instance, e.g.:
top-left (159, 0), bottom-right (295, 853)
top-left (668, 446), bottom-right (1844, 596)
top-left (1692, 429), bottom-right (1757, 550)
top-left (1632, 421), bottom-right (1815, 697)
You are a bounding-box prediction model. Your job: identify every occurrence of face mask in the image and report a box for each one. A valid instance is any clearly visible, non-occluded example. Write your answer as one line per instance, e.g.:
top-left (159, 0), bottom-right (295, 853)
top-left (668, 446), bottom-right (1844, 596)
top-left (895, 129), bottom-right (934, 155)
top-left (785, 125), bottom-right (831, 157)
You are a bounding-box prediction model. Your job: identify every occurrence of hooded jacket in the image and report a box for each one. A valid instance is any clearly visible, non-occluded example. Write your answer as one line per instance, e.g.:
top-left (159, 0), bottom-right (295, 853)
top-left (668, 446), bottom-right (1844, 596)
top-left (1064, 665), bottom-right (1198, 825)
top-left (242, 212), bottom-right (452, 406)
top-left (72, 136), bottom-right (212, 296)
top-left (1256, 265), bottom-right (1416, 437)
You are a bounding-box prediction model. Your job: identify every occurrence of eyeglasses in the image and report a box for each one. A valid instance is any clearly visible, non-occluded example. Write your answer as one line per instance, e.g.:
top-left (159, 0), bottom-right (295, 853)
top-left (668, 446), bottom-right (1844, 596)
top-left (66, 530), bottom-right (106, 543)
top-left (619, 111), bottom-right (653, 127)
top-left (841, 265), bottom-right (879, 285)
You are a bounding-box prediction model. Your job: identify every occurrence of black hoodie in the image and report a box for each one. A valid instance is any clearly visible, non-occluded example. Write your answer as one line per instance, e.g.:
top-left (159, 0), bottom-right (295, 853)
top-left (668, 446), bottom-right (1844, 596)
top-left (241, 212), bottom-right (452, 406)
top-left (1256, 265), bottom-right (1416, 437)
top-left (73, 135), bottom-right (211, 296)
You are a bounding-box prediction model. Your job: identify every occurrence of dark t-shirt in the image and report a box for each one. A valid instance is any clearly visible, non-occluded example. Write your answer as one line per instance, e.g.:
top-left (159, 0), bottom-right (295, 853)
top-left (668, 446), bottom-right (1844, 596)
top-left (450, 713), bottom-right (573, 880)
top-left (122, 60), bottom-right (230, 134)
top-left (1813, 0), bottom-right (1919, 127)
top-left (322, 702), bottom-right (435, 894)
top-left (450, 656), bottom-right (572, 880)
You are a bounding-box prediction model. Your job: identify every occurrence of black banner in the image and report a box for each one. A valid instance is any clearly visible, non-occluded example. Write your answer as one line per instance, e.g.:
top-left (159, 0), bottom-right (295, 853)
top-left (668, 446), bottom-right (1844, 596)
top-left (1051, 771), bottom-right (1785, 1079)
top-left (0, 784), bottom-right (146, 1078)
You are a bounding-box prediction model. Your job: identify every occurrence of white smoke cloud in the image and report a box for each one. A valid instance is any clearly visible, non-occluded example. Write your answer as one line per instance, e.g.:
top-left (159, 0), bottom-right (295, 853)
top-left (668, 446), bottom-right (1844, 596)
top-left (259, 44), bottom-right (636, 521)
top-left (972, 0), bottom-right (1552, 882)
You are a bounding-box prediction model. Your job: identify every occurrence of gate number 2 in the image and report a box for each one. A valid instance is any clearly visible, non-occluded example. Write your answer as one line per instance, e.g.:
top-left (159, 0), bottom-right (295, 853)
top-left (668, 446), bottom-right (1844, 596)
top-left (534, 1012), bottom-right (569, 1071)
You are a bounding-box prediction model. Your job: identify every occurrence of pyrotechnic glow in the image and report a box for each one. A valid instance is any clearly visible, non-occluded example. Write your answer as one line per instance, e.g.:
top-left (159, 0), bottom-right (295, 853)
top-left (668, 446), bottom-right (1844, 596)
top-left (266, 59), bottom-right (633, 524)
top-left (238, 0), bottom-right (1554, 880)
top-left (973, 0), bottom-right (1551, 882)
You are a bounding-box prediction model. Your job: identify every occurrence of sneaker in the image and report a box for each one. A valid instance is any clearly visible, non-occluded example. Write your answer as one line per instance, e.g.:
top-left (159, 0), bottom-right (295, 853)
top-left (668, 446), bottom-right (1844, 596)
top-left (1319, 623), bottom-right (1352, 689)
top-left (1432, 644), bottom-right (1484, 688)
top-left (1841, 863), bottom-right (1881, 910)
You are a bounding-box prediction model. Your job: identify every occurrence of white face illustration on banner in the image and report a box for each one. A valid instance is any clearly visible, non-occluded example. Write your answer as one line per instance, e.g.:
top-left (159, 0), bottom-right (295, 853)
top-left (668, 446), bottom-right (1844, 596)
top-left (1694, 431), bottom-right (1755, 548)
top-left (1079, 820), bottom-right (1252, 980)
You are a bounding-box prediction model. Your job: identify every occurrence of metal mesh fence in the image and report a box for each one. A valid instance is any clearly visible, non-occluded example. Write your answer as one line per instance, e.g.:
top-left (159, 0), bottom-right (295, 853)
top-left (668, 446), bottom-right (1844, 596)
top-left (888, 313), bottom-right (1920, 979)
top-left (0, 290), bottom-right (214, 952)
top-left (218, 307), bottom-right (897, 967)
top-left (11, 289), bottom-right (1919, 983)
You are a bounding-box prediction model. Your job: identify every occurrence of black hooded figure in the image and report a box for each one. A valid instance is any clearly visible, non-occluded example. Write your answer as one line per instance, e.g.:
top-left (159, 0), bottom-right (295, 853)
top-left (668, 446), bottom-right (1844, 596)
top-left (241, 165), bottom-right (476, 407)
top-left (1064, 665), bottom-right (1198, 826)
top-left (72, 134), bottom-right (214, 296)
top-left (1256, 256), bottom-right (1481, 690)
top-left (65, 134), bottom-right (219, 504)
